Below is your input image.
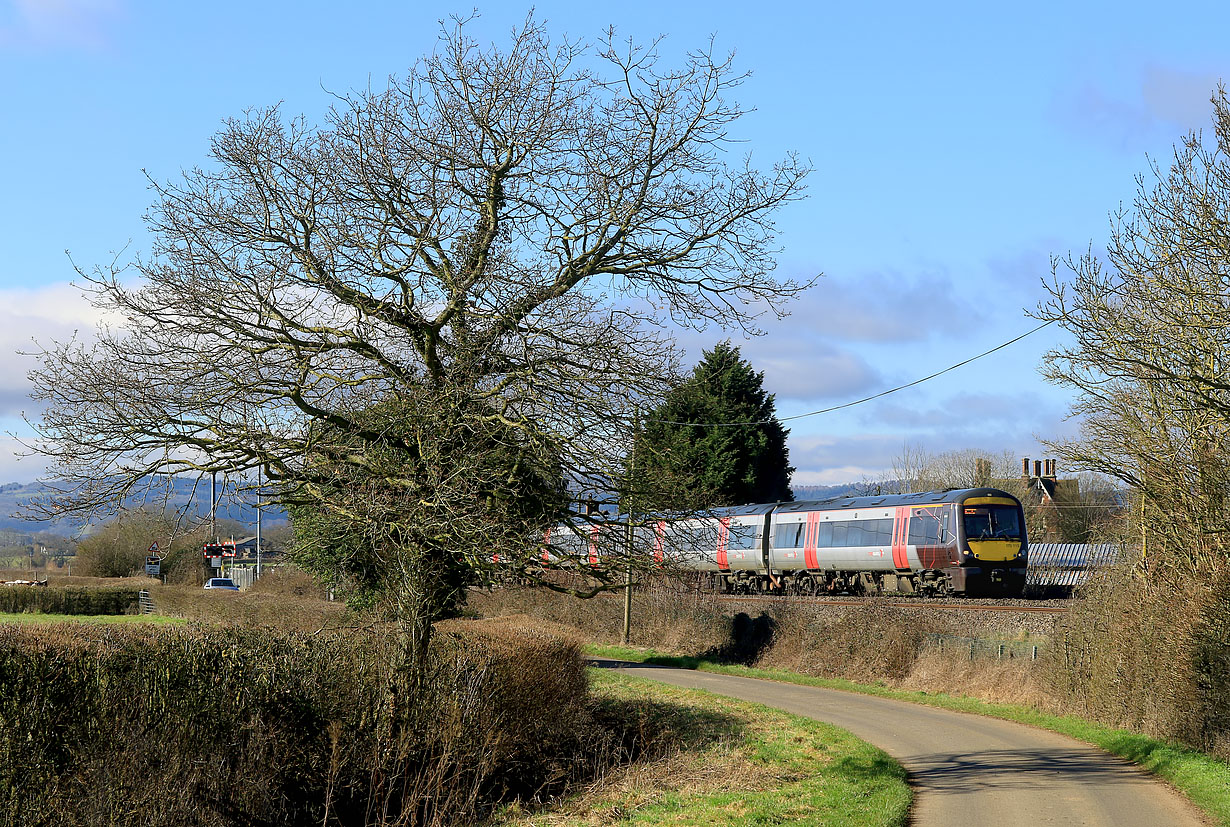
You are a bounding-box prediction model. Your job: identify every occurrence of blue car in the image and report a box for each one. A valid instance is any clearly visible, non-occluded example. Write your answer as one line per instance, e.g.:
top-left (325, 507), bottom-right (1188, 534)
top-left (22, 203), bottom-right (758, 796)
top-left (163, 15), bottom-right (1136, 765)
top-left (203, 577), bottom-right (239, 591)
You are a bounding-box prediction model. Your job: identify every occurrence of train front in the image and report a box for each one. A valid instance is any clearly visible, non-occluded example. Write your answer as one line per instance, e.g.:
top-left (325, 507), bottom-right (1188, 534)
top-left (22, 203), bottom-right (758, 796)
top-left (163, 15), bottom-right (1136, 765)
top-left (953, 489), bottom-right (1028, 596)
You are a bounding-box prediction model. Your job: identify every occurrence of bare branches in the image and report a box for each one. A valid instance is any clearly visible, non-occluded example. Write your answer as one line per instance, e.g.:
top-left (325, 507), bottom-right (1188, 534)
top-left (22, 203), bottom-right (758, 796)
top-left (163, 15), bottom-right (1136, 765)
top-left (24, 15), bottom-right (809, 625)
top-left (1036, 86), bottom-right (1230, 569)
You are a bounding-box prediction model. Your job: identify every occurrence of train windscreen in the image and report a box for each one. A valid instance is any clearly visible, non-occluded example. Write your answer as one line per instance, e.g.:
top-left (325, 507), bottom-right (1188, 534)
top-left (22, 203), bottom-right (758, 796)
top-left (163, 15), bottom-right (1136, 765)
top-left (962, 505), bottom-right (1022, 541)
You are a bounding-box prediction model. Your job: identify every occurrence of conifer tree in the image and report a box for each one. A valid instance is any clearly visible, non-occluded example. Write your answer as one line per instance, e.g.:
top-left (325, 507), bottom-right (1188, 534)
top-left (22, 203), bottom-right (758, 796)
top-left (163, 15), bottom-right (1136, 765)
top-left (631, 342), bottom-right (793, 510)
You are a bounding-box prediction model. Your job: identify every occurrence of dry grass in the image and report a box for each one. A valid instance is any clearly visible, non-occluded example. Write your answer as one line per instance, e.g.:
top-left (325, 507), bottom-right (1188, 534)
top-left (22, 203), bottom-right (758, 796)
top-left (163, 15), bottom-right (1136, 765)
top-left (898, 650), bottom-right (1060, 709)
top-left (148, 582), bottom-right (347, 630)
top-left (471, 583), bottom-right (1070, 710)
top-left (0, 569), bottom-right (160, 589)
top-left (491, 668), bottom-right (910, 827)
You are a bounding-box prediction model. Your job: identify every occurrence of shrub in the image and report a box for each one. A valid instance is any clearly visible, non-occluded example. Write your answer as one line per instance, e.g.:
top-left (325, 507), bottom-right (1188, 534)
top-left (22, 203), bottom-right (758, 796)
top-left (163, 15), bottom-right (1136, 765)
top-left (1050, 554), bottom-right (1230, 755)
top-left (0, 586), bottom-right (138, 615)
top-left (0, 620), bottom-right (599, 826)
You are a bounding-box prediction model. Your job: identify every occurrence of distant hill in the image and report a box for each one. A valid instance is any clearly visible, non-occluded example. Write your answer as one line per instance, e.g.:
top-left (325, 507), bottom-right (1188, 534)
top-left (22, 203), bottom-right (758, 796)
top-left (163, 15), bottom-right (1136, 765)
top-left (791, 483), bottom-right (871, 501)
top-left (0, 479), bottom-right (288, 536)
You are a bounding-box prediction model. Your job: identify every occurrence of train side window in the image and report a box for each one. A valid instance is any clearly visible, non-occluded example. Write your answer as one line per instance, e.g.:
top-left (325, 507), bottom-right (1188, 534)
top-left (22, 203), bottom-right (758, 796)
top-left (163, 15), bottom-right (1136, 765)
top-left (728, 523), bottom-right (757, 550)
top-left (847, 521), bottom-right (867, 546)
top-left (909, 511), bottom-right (942, 545)
top-left (874, 518), bottom-right (893, 545)
top-left (831, 521), bottom-right (848, 546)
top-left (816, 522), bottom-right (833, 547)
top-left (774, 521), bottom-right (802, 548)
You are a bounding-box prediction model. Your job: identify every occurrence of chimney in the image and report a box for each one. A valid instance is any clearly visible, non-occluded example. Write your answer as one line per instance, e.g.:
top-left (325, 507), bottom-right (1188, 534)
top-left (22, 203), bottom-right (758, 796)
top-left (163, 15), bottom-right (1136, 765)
top-left (1045, 459), bottom-right (1056, 478)
top-left (975, 457), bottom-right (990, 484)
top-left (1034, 460), bottom-right (1043, 478)
top-left (1022, 457), bottom-right (1031, 479)
top-left (583, 499), bottom-right (600, 516)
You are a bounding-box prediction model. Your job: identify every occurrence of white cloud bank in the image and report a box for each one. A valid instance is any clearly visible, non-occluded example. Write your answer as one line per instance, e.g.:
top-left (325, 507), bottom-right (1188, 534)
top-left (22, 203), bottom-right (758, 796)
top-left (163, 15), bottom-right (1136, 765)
top-left (0, 282), bottom-right (107, 418)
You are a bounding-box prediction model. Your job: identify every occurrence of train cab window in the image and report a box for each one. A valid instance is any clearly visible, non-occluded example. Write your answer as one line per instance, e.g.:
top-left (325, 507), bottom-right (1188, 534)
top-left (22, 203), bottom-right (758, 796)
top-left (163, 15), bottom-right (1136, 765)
top-left (962, 505), bottom-right (1022, 541)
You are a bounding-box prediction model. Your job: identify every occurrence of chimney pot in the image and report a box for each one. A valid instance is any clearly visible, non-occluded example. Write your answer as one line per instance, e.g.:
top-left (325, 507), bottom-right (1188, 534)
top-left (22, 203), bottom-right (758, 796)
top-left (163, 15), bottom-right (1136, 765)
top-left (1034, 460), bottom-right (1042, 478)
top-left (1022, 457), bottom-right (1030, 478)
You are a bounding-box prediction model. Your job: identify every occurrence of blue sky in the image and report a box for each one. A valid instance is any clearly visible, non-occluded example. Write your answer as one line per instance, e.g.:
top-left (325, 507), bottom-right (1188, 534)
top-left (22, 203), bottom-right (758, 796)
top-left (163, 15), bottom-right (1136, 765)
top-left (1, 0), bottom-right (1227, 485)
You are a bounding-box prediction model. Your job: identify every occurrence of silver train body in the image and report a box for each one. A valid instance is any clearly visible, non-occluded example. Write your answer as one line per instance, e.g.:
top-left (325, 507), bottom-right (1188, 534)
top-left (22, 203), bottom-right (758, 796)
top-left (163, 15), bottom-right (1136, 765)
top-left (547, 488), bottom-right (1028, 597)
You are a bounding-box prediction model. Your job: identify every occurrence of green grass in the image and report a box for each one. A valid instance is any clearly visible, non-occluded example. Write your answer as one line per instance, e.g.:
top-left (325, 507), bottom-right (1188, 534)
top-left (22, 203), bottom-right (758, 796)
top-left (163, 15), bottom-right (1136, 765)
top-left (494, 668), bottom-right (910, 826)
top-left (0, 612), bottom-right (187, 625)
top-left (588, 644), bottom-right (1230, 827)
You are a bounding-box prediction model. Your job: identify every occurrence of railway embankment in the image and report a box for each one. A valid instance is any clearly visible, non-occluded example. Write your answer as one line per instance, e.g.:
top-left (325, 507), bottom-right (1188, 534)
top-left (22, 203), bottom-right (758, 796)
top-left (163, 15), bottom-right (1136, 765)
top-left (471, 586), bottom-right (1064, 705)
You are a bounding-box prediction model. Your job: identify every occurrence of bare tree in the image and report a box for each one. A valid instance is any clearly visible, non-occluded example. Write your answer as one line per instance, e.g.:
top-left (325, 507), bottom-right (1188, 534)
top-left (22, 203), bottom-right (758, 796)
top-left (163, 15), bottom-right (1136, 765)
top-left (23, 16), bottom-right (810, 663)
top-left (1036, 89), bottom-right (1230, 748)
top-left (1036, 88), bottom-right (1230, 575)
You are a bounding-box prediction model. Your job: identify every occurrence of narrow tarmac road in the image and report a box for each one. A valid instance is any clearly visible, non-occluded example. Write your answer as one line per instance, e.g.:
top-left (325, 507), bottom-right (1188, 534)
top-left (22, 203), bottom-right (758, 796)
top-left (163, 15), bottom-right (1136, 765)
top-left (593, 660), bottom-right (1209, 827)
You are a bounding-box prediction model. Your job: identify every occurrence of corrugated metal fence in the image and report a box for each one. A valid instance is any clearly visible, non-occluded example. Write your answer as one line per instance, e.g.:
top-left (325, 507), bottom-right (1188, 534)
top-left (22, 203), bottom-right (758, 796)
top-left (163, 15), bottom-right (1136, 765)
top-left (1026, 543), bottom-right (1125, 588)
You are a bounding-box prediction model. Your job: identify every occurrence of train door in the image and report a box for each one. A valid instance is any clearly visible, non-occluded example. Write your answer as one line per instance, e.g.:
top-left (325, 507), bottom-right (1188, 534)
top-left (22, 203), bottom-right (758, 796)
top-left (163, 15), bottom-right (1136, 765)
top-left (891, 506), bottom-right (910, 570)
top-left (803, 511), bottom-right (820, 570)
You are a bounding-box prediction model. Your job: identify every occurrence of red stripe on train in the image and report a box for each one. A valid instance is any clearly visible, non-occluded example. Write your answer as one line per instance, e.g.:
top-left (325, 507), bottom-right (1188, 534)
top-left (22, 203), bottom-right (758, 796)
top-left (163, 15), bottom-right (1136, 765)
top-left (716, 517), bottom-right (730, 570)
top-left (892, 506), bottom-right (910, 570)
top-left (804, 512), bottom-right (819, 570)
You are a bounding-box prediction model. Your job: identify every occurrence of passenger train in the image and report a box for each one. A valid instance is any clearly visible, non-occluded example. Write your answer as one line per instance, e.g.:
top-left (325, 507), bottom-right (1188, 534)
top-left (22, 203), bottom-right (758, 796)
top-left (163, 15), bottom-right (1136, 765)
top-left (547, 488), bottom-right (1028, 598)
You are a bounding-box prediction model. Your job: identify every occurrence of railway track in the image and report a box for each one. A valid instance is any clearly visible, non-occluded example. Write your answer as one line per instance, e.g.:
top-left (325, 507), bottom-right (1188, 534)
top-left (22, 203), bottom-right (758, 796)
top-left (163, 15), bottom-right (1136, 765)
top-left (711, 594), bottom-right (1070, 614)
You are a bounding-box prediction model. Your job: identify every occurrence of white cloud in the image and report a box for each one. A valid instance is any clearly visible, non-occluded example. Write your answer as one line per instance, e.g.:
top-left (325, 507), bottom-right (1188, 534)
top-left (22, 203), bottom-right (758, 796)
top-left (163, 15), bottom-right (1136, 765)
top-left (0, 282), bottom-right (107, 417)
top-left (0, 0), bottom-right (122, 50)
top-left (746, 339), bottom-right (882, 401)
top-left (0, 435), bottom-right (48, 484)
top-left (862, 391), bottom-right (1049, 430)
top-left (1055, 63), bottom-right (1223, 150)
top-left (784, 268), bottom-right (979, 344)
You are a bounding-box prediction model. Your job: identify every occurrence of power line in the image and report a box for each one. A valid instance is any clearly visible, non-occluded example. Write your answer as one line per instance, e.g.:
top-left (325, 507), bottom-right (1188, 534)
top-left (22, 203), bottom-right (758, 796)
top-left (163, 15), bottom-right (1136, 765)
top-left (645, 318), bottom-right (1057, 428)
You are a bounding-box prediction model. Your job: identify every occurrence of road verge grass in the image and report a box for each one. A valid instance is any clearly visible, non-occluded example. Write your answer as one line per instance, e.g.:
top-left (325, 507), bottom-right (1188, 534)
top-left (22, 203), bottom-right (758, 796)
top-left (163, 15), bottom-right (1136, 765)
top-left (588, 644), bottom-right (1230, 826)
top-left (492, 667), bottom-right (910, 827)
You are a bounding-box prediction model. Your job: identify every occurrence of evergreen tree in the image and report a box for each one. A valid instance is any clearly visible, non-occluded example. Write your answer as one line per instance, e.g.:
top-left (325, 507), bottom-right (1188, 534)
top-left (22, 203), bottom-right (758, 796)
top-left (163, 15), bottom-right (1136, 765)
top-left (631, 342), bottom-right (793, 510)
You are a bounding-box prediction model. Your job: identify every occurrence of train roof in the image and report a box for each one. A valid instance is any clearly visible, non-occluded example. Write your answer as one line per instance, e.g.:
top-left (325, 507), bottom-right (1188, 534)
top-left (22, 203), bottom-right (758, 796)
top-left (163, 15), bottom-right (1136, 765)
top-left (560, 488), bottom-right (1022, 527)
top-left (773, 487), bottom-right (1022, 514)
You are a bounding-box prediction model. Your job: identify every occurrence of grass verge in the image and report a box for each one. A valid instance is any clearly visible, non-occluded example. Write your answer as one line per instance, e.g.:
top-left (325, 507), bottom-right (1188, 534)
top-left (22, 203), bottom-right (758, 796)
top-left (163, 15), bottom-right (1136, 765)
top-left (588, 644), bottom-right (1230, 827)
top-left (492, 668), bottom-right (910, 827)
top-left (0, 612), bottom-right (187, 625)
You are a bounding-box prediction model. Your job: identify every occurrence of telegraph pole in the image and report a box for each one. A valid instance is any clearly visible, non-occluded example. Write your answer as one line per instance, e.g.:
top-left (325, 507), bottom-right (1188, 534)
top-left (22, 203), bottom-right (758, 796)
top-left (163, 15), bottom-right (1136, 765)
top-left (255, 464), bottom-right (263, 578)
top-left (622, 409), bottom-right (637, 645)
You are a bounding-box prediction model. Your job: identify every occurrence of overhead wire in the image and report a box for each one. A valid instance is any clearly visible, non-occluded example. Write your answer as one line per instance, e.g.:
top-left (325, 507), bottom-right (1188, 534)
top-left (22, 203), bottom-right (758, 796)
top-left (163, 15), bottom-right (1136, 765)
top-left (643, 318), bottom-right (1058, 428)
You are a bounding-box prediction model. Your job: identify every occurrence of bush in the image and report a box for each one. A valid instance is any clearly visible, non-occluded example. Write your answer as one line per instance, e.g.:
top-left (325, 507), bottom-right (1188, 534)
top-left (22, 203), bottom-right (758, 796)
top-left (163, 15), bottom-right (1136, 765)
top-left (1050, 554), bottom-right (1230, 755)
top-left (0, 586), bottom-right (138, 615)
top-left (0, 620), bottom-right (600, 826)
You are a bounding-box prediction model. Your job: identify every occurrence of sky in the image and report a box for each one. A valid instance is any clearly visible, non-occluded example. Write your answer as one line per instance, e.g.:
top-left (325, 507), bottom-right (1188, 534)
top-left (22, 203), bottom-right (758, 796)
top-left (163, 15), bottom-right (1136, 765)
top-left (1, 0), bottom-right (1228, 486)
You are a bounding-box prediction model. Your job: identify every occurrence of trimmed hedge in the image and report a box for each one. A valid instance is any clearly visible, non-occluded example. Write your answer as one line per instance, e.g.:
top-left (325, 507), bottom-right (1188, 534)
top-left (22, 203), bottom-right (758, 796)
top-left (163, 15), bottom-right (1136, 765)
top-left (0, 586), bottom-right (138, 615)
top-left (0, 620), bottom-right (597, 826)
